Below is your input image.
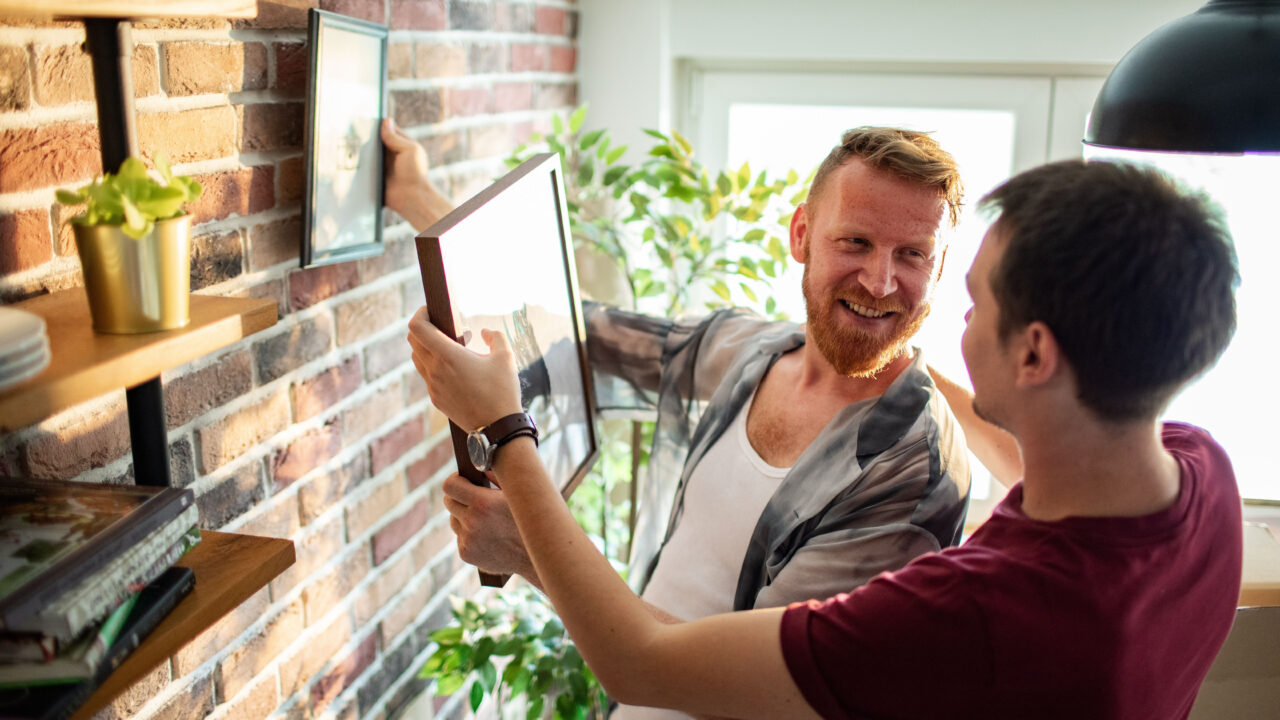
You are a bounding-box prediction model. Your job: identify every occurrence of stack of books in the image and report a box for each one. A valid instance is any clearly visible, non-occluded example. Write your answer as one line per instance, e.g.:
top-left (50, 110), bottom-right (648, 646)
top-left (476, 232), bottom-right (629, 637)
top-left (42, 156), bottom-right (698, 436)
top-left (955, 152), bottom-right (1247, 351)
top-left (0, 479), bottom-right (201, 720)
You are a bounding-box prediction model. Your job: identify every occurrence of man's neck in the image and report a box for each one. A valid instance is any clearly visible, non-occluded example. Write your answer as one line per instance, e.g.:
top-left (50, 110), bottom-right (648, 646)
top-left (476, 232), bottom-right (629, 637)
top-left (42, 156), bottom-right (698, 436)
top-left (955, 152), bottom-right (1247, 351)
top-left (1017, 416), bottom-right (1181, 521)
top-left (793, 338), bottom-right (915, 405)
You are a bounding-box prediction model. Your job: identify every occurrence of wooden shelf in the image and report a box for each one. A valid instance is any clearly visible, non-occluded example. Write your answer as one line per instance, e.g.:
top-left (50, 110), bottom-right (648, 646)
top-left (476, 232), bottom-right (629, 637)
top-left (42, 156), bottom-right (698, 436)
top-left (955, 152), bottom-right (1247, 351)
top-left (0, 289), bottom-right (276, 432)
top-left (0, 1), bottom-right (255, 19)
top-left (1241, 523), bottom-right (1280, 607)
top-left (70, 531), bottom-right (295, 720)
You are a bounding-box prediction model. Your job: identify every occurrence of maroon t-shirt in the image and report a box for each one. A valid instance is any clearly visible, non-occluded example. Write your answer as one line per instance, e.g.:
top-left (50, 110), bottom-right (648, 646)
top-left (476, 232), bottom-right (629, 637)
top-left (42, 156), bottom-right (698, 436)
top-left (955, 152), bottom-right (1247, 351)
top-left (780, 423), bottom-right (1242, 720)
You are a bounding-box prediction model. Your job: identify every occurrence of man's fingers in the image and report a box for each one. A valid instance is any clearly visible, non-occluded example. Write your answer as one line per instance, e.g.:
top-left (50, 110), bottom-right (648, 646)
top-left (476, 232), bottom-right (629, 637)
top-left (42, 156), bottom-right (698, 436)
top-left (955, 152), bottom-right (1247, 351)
top-left (381, 117), bottom-right (413, 150)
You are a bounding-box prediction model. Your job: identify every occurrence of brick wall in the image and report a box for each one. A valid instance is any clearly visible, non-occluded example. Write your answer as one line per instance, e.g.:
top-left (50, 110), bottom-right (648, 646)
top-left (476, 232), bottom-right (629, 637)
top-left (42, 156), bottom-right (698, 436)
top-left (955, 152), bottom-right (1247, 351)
top-left (0, 2), bottom-right (577, 719)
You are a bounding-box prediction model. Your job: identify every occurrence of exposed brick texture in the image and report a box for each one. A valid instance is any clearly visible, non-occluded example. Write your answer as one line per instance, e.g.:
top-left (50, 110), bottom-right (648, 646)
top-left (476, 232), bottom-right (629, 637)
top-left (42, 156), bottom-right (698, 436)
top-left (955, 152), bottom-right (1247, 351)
top-left (196, 391), bottom-right (291, 473)
top-left (0, 209), bottom-right (52, 274)
top-left (0, 45), bottom-right (29, 111)
top-left (292, 355), bottom-right (362, 421)
top-left (165, 350), bottom-right (254, 428)
top-left (190, 230), bottom-right (245, 291)
top-left (0, 7), bottom-right (579, 719)
top-left (0, 124), bottom-right (101, 194)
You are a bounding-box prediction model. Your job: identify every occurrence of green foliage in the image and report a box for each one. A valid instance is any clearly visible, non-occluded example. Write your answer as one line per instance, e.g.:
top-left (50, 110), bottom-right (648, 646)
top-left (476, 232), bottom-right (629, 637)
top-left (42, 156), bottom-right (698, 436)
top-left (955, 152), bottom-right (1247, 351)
top-left (507, 105), bottom-right (808, 318)
top-left (421, 590), bottom-right (608, 719)
top-left (56, 154), bottom-right (203, 240)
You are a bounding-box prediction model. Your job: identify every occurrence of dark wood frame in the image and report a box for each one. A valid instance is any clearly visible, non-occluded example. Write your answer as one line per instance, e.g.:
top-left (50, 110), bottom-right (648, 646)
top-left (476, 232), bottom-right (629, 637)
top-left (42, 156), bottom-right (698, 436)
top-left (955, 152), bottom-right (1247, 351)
top-left (300, 9), bottom-right (388, 268)
top-left (415, 152), bottom-right (600, 511)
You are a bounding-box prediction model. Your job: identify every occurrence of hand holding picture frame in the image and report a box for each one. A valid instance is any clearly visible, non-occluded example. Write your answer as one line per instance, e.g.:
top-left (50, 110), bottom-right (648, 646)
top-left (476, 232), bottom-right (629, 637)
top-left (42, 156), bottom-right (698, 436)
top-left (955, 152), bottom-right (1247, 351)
top-left (301, 9), bottom-right (388, 268)
top-left (415, 153), bottom-right (600, 586)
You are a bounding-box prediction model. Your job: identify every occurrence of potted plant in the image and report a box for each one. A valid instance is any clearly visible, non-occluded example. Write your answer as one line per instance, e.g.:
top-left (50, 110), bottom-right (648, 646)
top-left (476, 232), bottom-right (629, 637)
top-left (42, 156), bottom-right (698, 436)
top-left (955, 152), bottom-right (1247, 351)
top-left (55, 155), bottom-right (202, 334)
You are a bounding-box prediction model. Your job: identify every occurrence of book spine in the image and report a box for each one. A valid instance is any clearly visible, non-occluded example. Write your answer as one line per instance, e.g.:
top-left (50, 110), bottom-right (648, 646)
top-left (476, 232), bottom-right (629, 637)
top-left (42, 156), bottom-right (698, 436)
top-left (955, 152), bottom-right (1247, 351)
top-left (93, 566), bottom-right (195, 680)
top-left (26, 509), bottom-right (199, 642)
top-left (0, 593), bottom-right (138, 687)
top-left (0, 484), bottom-right (195, 630)
top-left (0, 634), bottom-right (57, 663)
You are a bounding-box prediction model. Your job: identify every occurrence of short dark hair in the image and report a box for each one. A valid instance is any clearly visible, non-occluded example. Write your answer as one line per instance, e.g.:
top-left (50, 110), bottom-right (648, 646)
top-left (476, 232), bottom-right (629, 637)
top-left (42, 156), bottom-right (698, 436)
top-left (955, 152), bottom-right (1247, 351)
top-left (980, 159), bottom-right (1238, 421)
top-left (810, 127), bottom-right (964, 227)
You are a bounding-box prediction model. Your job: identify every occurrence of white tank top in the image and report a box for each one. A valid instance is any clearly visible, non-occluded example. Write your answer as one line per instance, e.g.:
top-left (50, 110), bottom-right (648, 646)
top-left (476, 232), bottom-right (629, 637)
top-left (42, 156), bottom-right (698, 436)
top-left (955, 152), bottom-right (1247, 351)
top-left (612, 391), bottom-right (791, 720)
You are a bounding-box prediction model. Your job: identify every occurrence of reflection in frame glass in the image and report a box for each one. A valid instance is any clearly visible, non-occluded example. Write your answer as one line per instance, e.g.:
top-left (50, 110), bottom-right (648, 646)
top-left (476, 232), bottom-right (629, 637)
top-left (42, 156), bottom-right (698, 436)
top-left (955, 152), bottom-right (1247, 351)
top-left (301, 9), bottom-right (388, 268)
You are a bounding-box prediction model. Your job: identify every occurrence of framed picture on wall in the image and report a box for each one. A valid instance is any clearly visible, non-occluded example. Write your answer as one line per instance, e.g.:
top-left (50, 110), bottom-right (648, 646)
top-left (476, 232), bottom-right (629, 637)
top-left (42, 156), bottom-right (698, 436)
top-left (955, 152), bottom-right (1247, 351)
top-left (415, 153), bottom-right (600, 506)
top-left (300, 9), bottom-right (388, 268)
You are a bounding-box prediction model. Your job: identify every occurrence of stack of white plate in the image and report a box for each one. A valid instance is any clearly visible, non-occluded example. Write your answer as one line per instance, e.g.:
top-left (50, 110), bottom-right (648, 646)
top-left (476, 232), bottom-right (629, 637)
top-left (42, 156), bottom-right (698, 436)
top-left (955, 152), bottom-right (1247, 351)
top-left (0, 307), bottom-right (50, 392)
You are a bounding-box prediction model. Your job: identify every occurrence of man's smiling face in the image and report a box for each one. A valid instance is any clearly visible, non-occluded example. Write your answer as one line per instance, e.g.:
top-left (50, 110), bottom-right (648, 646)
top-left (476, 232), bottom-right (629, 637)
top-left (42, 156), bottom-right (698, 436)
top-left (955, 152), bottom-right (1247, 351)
top-left (793, 158), bottom-right (946, 377)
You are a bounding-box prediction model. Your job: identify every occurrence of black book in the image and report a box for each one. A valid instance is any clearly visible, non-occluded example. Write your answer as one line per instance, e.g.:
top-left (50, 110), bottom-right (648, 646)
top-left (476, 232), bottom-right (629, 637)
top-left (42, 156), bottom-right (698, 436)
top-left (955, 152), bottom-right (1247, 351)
top-left (0, 566), bottom-right (196, 720)
top-left (0, 479), bottom-right (195, 635)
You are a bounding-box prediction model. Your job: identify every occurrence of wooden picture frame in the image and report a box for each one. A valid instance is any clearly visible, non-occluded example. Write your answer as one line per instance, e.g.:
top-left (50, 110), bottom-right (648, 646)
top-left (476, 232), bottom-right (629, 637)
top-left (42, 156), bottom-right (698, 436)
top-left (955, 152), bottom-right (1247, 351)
top-left (416, 153), bottom-right (600, 509)
top-left (300, 9), bottom-right (387, 268)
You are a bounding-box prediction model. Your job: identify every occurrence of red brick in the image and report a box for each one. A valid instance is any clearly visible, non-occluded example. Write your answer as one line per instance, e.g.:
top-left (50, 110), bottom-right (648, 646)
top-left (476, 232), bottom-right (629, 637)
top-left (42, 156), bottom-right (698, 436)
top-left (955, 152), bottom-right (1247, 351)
top-left (372, 497), bottom-right (428, 565)
top-left (346, 473), bottom-right (408, 539)
top-left (271, 417), bottom-right (343, 489)
top-left (0, 123), bottom-right (101, 194)
top-left (240, 102), bottom-right (305, 152)
top-left (269, 515), bottom-right (344, 597)
top-left (292, 355), bottom-right (362, 421)
top-left (302, 550), bottom-right (371, 625)
top-left (196, 391), bottom-right (291, 473)
top-left (334, 287), bottom-right (401, 346)
top-left (401, 275), bottom-right (426, 314)
top-left (387, 42), bottom-right (412, 80)
top-left (0, 209), bottom-right (53, 275)
top-left (94, 663), bottom-right (171, 720)
top-left (536, 81), bottom-right (577, 110)
top-left (135, 17), bottom-right (230, 30)
top-left (133, 44), bottom-right (159, 97)
top-left (391, 88), bottom-right (442, 128)
top-left (380, 575), bottom-right (433, 646)
top-left (352, 548), bottom-right (411, 626)
top-left (467, 123), bottom-right (513, 161)
top-left (217, 599), bottom-right (305, 700)
top-left (494, 82), bottom-right (532, 113)
top-left (0, 45), bottom-right (29, 111)
top-left (297, 451), bottom-right (368, 525)
top-left (236, 278), bottom-right (287, 320)
top-left (254, 313), bottom-right (334, 383)
top-left (341, 379), bottom-right (404, 445)
top-left (404, 366), bottom-right (430, 406)
top-left (236, 492), bottom-right (302, 539)
top-left (196, 462), bottom-right (266, 529)
top-left (415, 43), bottom-right (465, 78)
top-left (244, 42), bottom-right (269, 90)
top-left (142, 674), bottom-right (214, 720)
top-left (234, 0), bottom-right (317, 29)
top-left (165, 350), bottom-right (253, 428)
top-left (248, 215), bottom-right (302, 270)
top-left (163, 42), bottom-right (251, 95)
top-left (361, 333), bottom-right (410, 381)
top-left (309, 635), bottom-right (377, 715)
top-left (280, 612), bottom-right (352, 696)
top-left (415, 520), bottom-right (459, 576)
top-left (509, 44), bottom-right (546, 72)
top-left (320, 0), bottom-right (385, 24)
top-left (391, 0), bottom-right (445, 29)
top-left (468, 43), bottom-right (504, 74)
top-left (550, 45), bottom-right (576, 73)
top-left (535, 6), bottom-right (567, 34)
top-left (449, 1), bottom-right (493, 30)
top-left (274, 43), bottom-right (308, 96)
top-left (188, 166), bottom-right (276, 225)
top-left (190, 229), bottom-right (245, 291)
top-left (138, 106), bottom-right (239, 164)
top-left (356, 236), bottom-right (414, 283)
top-left (277, 156), bottom-right (305, 206)
top-left (289, 261), bottom-right (360, 310)
top-left (408, 439), bottom-right (453, 490)
top-left (216, 671), bottom-right (277, 720)
top-left (448, 86), bottom-right (491, 117)
top-left (420, 129), bottom-right (462, 167)
top-left (32, 44), bottom-right (92, 105)
top-left (24, 402), bottom-right (129, 478)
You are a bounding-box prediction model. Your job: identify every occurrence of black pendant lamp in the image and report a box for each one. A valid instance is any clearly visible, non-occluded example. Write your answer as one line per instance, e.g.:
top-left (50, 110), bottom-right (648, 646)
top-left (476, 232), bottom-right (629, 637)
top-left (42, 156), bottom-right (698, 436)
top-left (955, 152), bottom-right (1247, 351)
top-left (1084, 0), bottom-right (1280, 153)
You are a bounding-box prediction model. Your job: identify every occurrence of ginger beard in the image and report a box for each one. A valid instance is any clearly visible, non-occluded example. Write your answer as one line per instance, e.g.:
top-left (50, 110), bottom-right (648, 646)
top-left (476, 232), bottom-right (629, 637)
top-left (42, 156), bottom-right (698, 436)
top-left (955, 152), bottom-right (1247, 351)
top-left (801, 249), bottom-right (933, 378)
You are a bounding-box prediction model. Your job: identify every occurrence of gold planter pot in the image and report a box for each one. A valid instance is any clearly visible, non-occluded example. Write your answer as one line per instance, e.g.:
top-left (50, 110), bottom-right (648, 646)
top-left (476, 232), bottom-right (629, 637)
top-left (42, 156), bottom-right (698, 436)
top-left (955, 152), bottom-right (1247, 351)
top-left (73, 215), bottom-right (192, 334)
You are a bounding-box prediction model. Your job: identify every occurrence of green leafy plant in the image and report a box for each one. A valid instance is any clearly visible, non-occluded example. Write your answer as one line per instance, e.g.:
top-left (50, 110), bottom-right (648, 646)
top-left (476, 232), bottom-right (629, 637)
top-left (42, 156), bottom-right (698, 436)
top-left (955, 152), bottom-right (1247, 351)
top-left (506, 105), bottom-right (809, 318)
top-left (55, 154), bottom-right (202, 239)
top-left (422, 589), bottom-right (608, 720)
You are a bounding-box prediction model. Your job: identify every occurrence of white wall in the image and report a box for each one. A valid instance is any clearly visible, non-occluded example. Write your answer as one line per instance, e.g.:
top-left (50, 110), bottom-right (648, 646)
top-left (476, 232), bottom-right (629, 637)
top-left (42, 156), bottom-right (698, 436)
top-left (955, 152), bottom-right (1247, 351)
top-left (578, 0), bottom-right (1205, 150)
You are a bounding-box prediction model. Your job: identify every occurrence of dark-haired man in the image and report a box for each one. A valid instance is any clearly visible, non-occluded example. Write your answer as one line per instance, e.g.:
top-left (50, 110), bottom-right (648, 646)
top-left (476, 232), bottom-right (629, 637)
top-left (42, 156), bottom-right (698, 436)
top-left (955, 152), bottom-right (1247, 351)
top-left (409, 158), bottom-right (1242, 719)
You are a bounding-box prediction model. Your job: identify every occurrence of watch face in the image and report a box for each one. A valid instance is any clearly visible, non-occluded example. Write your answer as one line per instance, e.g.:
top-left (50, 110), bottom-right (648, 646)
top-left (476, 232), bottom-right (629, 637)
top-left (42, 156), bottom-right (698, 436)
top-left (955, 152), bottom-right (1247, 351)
top-left (467, 431), bottom-right (491, 471)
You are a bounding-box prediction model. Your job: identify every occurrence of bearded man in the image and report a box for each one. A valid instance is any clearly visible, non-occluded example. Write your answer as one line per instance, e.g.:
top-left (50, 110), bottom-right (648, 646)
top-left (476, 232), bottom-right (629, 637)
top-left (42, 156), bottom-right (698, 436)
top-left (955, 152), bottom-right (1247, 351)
top-left (393, 124), bottom-right (972, 720)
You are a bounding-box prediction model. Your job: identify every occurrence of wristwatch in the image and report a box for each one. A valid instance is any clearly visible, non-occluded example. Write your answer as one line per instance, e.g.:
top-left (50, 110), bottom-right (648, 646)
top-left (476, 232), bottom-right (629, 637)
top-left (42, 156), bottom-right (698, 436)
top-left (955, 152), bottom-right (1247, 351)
top-left (467, 412), bottom-right (538, 472)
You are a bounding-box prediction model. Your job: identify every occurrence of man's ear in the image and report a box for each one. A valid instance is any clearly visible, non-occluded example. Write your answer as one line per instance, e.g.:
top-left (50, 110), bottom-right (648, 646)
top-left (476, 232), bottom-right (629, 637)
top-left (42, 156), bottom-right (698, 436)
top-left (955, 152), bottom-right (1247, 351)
top-left (789, 202), bottom-right (810, 263)
top-left (1013, 320), bottom-right (1060, 388)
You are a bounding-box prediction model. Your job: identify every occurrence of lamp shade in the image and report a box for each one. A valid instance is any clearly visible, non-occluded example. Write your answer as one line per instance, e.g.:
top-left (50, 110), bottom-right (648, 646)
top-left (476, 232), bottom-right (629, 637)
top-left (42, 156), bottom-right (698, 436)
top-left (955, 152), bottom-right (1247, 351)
top-left (1084, 0), bottom-right (1280, 153)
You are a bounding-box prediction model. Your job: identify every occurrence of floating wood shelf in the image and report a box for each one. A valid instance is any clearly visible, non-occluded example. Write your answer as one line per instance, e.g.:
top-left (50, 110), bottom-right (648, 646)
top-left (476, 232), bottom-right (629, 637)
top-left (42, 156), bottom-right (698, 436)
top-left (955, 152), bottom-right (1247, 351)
top-left (69, 531), bottom-right (296, 720)
top-left (0, 1), bottom-right (255, 19)
top-left (0, 289), bottom-right (276, 432)
top-left (1240, 522), bottom-right (1280, 607)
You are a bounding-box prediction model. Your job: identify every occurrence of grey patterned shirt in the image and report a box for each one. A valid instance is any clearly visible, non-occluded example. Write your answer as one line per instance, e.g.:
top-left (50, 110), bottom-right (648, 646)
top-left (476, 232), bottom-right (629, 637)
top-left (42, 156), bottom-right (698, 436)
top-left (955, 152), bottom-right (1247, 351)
top-left (584, 302), bottom-right (970, 610)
